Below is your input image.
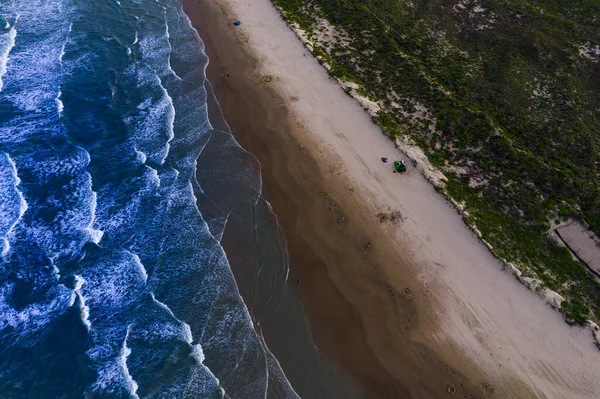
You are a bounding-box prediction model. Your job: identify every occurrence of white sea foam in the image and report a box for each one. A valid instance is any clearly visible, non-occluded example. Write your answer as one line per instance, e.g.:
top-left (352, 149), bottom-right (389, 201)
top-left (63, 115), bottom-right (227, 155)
top-left (88, 229), bottom-right (104, 244)
top-left (191, 343), bottom-right (205, 363)
top-left (124, 68), bottom-right (175, 165)
top-left (135, 22), bottom-right (178, 165)
top-left (182, 322), bottom-right (193, 344)
top-left (147, 166), bottom-right (161, 188)
top-left (50, 259), bottom-right (60, 279)
top-left (0, 153), bottom-right (29, 256)
top-left (85, 190), bottom-right (104, 244)
top-left (80, 251), bottom-right (149, 316)
top-left (163, 9), bottom-right (170, 42)
top-left (0, 24), bottom-right (17, 92)
top-left (134, 147), bottom-right (147, 164)
top-left (119, 325), bottom-right (140, 399)
top-left (0, 281), bottom-right (71, 338)
top-left (162, 9), bottom-right (182, 81)
top-left (56, 91), bottom-right (64, 115)
top-left (91, 333), bottom-right (140, 399)
top-left (149, 292), bottom-right (215, 374)
top-left (157, 77), bottom-right (175, 164)
top-left (55, 23), bottom-right (72, 116)
top-left (3, 12), bottom-right (71, 112)
top-left (73, 275), bottom-right (92, 330)
top-left (58, 23), bottom-right (72, 65)
top-left (74, 274), bottom-right (85, 291)
top-left (130, 252), bottom-right (148, 283)
top-left (8, 154), bottom-right (22, 187)
top-left (150, 292), bottom-right (177, 320)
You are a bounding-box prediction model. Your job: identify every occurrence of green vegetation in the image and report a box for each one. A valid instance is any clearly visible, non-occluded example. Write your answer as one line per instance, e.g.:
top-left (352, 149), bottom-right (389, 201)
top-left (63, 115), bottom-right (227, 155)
top-left (272, 0), bottom-right (600, 323)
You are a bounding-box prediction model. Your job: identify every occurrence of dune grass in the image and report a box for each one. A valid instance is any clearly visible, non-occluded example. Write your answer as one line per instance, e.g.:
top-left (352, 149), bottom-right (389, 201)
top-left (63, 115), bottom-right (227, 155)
top-left (273, 0), bottom-right (600, 324)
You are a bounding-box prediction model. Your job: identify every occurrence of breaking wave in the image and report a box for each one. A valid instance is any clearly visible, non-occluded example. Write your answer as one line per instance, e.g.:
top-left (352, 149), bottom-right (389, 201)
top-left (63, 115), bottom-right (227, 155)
top-left (0, 0), bottom-right (299, 397)
top-left (0, 21), bottom-right (17, 92)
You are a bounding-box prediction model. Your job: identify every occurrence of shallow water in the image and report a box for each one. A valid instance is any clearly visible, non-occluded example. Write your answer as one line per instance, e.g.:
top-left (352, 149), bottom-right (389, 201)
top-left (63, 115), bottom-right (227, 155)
top-left (0, 0), bottom-right (298, 397)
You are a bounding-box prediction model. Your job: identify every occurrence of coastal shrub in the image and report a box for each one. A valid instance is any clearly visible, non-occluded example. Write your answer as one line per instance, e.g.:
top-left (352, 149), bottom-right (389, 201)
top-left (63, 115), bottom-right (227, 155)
top-left (272, 0), bottom-right (600, 323)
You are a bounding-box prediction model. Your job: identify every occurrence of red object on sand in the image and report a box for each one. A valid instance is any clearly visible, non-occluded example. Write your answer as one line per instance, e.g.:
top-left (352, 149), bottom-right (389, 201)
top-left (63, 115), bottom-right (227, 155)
top-left (381, 157), bottom-right (388, 163)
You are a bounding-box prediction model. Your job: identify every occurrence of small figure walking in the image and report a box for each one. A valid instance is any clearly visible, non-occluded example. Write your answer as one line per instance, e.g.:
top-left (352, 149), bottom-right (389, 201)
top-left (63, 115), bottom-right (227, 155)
top-left (337, 216), bottom-right (345, 223)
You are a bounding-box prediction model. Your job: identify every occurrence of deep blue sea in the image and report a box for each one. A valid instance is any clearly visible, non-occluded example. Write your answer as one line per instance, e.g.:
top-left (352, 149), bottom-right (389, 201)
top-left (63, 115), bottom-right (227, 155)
top-left (0, 0), bottom-right (300, 397)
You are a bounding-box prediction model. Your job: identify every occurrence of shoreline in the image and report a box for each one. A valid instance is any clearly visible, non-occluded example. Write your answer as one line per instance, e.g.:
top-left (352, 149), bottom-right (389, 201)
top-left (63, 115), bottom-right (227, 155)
top-left (186, 1), bottom-right (489, 397)
top-left (186, 0), bottom-right (600, 397)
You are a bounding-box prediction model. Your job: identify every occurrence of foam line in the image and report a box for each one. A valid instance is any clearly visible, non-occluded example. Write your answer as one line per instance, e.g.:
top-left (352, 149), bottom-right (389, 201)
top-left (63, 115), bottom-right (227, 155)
top-left (120, 325), bottom-right (140, 399)
top-left (1, 153), bottom-right (28, 256)
top-left (146, 166), bottom-right (161, 188)
top-left (55, 23), bottom-right (72, 116)
top-left (0, 20), bottom-right (17, 92)
top-left (130, 252), bottom-right (148, 283)
top-left (85, 190), bottom-right (104, 244)
top-left (72, 275), bottom-right (91, 330)
top-left (149, 292), bottom-right (226, 395)
top-left (134, 147), bottom-right (147, 164)
top-left (157, 77), bottom-right (175, 165)
top-left (162, 8), bottom-right (182, 81)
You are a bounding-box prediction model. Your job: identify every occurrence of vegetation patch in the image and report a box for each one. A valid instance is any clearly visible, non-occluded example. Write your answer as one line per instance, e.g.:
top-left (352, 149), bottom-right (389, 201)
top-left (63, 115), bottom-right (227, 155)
top-left (272, 0), bottom-right (600, 324)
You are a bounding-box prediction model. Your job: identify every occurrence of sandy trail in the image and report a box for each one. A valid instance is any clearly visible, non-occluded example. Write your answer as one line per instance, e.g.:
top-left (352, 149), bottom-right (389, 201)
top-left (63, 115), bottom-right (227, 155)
top-left (190, 0), bottom-right (600, 397)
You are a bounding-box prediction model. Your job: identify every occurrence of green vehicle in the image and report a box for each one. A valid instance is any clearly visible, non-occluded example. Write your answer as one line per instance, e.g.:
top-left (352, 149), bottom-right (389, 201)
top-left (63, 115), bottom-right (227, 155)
top-left (394, 160), bottom-right (407, 173)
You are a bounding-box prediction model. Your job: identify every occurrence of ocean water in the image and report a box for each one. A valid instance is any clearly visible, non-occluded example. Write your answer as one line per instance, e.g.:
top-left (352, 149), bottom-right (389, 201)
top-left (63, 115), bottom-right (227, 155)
top-left (0, 0), bottom-right (299, 397)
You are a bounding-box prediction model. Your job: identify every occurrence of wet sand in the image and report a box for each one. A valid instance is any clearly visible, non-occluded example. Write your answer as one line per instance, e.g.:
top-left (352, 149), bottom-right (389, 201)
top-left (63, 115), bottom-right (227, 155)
top-left (185, 0), bottom-right (600, 397)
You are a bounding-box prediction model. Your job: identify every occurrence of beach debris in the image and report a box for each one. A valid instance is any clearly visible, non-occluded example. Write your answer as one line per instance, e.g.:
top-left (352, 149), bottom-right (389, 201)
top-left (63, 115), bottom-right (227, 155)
top-left (445, 384), bottom-right (456, 395)
top-left (378, 211), bottom-right (403, 223)
top-left (233, 20), bottom-right (241, 26)
top-left (381, 157), bottom-right (388, 163)
top-left (386, 284), bottom-right (396, 296)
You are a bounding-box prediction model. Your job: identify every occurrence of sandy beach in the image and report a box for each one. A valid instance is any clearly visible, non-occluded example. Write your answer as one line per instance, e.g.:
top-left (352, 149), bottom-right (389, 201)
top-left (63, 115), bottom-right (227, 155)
top-left (185, 0), bottom-right (600, 397)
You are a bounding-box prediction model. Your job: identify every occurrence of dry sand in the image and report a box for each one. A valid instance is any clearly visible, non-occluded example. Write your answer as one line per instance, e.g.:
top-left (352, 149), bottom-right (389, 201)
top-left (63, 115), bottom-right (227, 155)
top-left (185, 0), bottom-right (600, 397)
